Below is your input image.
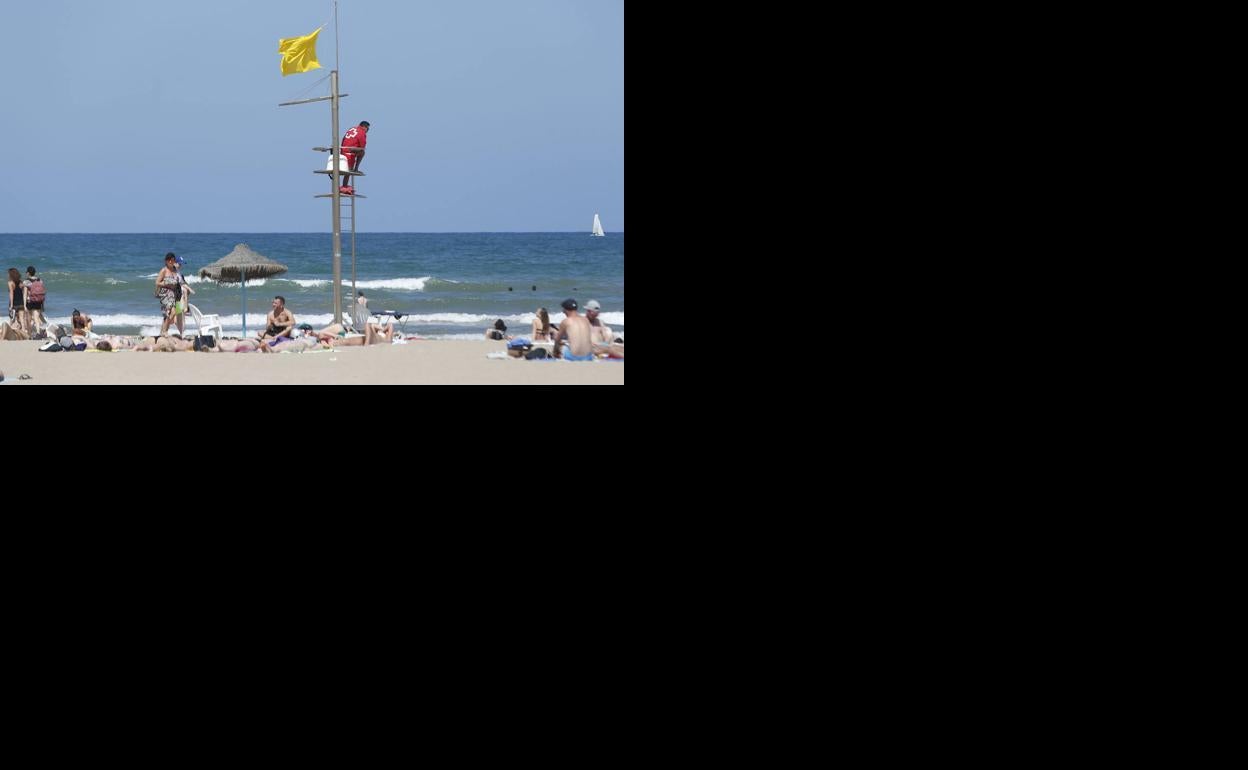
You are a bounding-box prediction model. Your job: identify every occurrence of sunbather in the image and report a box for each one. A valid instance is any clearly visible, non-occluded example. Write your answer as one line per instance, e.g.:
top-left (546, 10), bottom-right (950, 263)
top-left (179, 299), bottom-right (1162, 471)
top-left (202, 338), bottom-right (272, 353)
top-left (530, 308), bottom-right (555, 342)
top-left (133, 335), bottom-right (196, 352)
top-left (87, 335), bottom-right (137, 350)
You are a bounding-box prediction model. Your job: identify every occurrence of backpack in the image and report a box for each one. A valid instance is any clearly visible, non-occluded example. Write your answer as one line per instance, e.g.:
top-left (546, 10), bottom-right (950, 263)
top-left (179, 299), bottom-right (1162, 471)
top-left (26, 277), bottom-right (45, 304)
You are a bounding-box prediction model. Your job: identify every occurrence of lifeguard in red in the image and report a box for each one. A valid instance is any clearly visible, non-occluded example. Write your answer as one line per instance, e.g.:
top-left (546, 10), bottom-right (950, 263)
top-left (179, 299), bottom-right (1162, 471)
top-left (342, 121), bottom-right (370, 174)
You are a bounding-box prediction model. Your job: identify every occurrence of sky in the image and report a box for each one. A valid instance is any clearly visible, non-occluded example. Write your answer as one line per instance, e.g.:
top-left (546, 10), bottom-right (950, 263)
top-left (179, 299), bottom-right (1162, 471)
top-left (0, 0), bottom-right (624, 232)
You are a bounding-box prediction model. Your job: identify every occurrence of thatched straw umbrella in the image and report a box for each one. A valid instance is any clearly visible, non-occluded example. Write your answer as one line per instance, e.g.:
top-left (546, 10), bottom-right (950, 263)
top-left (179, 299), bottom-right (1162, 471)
top-left (199, 244), bottom-right (289, 337)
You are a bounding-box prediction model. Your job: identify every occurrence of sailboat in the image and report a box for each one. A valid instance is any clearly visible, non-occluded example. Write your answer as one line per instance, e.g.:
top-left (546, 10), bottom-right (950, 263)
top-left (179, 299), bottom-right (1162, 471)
top-left (592, 213), bottom-right (605, 237)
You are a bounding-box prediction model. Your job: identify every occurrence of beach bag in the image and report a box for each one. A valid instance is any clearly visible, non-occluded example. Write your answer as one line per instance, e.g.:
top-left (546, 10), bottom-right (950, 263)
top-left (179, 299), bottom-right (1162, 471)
top-left (39, 341), bottom-right (63, 352)
top-left (193, 335), bottom-right (216, 351)
top-left (27, 278), bottom-right (45, 305)
top-left (524, 348), bottom-right (548, 360)
top-left (507, 338), bottom-right (532, 358)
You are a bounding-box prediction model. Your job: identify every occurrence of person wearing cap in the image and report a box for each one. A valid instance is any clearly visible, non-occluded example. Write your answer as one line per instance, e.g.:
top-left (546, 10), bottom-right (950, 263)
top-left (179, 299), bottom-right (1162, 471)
top-left (173, 253), bottom-right (195, 315)
top-left (339, 121), bottom-right (370, 195)
top-left (582, 300), bottom-right (615, 345)
top-left (551, 298), bottom-right (595, 361)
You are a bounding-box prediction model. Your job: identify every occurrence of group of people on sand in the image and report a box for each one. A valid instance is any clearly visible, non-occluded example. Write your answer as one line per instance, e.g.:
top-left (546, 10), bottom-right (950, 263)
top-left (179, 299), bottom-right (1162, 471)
top-left (4, 265), bottom-right (49, 340)
top-left (4, 252), bottom-right (198, 342)
top-left (21, 286), bottom-right (399, 354)
top-left (485, 299), bottom-right (623, 360)
top-left (68, 295), bottom-right (400, 353)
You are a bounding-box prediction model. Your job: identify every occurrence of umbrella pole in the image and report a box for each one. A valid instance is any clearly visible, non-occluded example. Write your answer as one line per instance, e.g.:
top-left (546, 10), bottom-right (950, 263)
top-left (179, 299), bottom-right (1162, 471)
top-left (242, 277), bottom-right (247, 337)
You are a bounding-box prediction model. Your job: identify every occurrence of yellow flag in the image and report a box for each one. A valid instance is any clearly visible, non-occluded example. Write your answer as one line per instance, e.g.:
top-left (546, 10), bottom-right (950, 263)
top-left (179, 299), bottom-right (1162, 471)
top-left (278, 27), bottom-right (323, 77)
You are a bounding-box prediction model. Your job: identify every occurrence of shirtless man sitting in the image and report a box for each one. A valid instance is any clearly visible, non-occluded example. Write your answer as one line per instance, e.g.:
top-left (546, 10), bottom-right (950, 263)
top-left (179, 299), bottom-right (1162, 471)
top-left (552, 298), bottom-right (596, 361)
top-left (259, 296), bottom-right (296, 342)
top-left (583, 300), bottom-right (615, 344)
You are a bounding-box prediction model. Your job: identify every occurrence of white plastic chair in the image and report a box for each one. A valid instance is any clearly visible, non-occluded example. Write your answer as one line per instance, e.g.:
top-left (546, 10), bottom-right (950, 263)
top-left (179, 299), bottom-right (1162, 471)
top-left (188, 304), bottom-right (224, 340)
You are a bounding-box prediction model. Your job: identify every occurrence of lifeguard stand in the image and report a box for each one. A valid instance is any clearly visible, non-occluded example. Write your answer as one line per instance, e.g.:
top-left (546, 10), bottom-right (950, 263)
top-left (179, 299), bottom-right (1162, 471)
top-left (279, 68), bottom-right (366, 325)
top-left (314, 147), bottom-right (365, 308)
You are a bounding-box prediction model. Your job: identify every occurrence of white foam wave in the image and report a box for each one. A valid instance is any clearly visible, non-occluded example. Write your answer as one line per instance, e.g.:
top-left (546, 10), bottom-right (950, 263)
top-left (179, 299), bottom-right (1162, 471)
top-left (143, 273), bottom-right (265, 286)
top-left (353, 277), bottom-right (432, 291)
top-left (50, 313), bottom-right (166, 327)
top-left (469, 311), bottom-right (624, 327)
top-left (49, 310), bottom-right (623, 331)
top-left (105, 278), bottom-right (128, 285)
top-left (285, 279), bottom-right (331, 288)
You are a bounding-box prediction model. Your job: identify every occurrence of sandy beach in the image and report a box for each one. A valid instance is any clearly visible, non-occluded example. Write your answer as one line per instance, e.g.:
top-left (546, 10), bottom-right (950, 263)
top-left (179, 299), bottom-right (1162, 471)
top-left (0, 340), bottom-right (624, 385)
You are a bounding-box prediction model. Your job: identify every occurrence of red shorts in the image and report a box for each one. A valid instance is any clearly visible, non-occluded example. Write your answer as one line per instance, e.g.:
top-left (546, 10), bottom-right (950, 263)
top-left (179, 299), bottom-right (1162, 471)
top-left (345, 152), bottom-right (361, 171)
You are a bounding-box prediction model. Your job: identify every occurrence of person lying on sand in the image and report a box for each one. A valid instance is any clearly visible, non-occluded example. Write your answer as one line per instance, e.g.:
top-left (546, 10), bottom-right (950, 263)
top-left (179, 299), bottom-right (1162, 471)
top-left (87, 335), bottom-right (137, 350)
top-left (133, 335), bottom-right (196, 352)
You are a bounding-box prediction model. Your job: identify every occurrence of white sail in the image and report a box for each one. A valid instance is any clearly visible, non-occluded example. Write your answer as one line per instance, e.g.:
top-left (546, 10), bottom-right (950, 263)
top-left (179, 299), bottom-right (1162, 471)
top-left (592, 213), bottom-right (605, 237)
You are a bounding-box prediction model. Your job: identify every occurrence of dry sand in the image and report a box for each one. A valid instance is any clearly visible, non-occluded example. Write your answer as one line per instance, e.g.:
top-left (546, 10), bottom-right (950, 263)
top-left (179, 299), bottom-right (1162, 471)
top-left (0, 340), bottom-right (623, 385)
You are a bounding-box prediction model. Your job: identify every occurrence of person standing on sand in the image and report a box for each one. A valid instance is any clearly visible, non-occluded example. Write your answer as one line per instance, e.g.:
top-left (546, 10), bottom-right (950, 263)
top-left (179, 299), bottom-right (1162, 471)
top-left (24, 266), bottom-right (47, 334)
top-left (7, 268), bottom-right (28, 334)
top-left (156, 253), bottom-right (183, 337)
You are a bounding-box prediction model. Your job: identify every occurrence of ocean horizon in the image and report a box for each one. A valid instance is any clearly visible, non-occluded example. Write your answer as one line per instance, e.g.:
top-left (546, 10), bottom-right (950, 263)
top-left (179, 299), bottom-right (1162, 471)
top-left (1, 233), bottom-right (624, 339)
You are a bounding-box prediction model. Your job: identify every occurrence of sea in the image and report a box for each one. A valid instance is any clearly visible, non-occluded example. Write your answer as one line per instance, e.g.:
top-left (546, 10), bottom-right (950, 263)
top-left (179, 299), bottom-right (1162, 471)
top-left (0, 233), bottom-right (624, 339)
